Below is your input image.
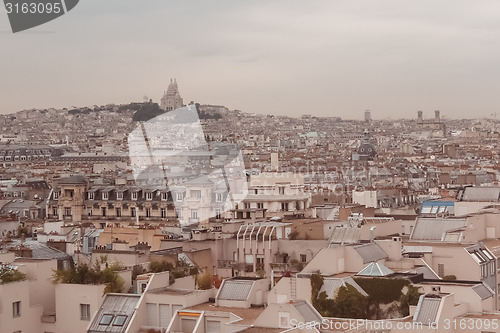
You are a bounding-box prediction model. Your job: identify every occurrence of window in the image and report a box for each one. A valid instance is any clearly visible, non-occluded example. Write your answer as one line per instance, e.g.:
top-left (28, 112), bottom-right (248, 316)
top-left (112, 315), bottom-right (127, 326)
top-left (215, 209), bottom-right (221, 219)
top-left (52, 207), bottom-right (57, 216)
top-left (131, 191), bottom-right (138, 200)
top-left (116, 192), bottom-right (123, 200)
top-left (65, 189), bottom-right (74, 198)
top-left (161, 208), bottom-right (166, 218)
top-left (53, 191), bottom-right (59, 200)
top-left (176, 192), bottom-right (183, 201)
top-left (99, 314), bottom-right (114, 325)
top-left (176, 209), bottom-right (181, 219)
top-left (146, 192), bottom-right (153, 200)
top-left (88, 192), bottom-right (94, 200)
top-left (216, 193), bottom-right (223, 202)
top-left (64, 207), bottom-right (72, 216)
top-left (190, 190), bottom-right (201, 199)
top-left (12, 301), bottom-right (20, 317)
top-left (281, 202), bottom-right (289, 211)
top-left (254, 189), bottom-right (258, 194)
top-left (161, 192), bottom-right (168, 201)
top-left (278, 311), bottom-right (290, 328)
top-left (191, 210), bottom-right (198, 219)
top-left (131, 207), bottom-right (136, 217)
top-left (80, 304), bottom-right (90, 320)
top-left (257, 202), bottom-right (264, 209)
top-left (300, 254), bottom-right (307, 263)
top-left (244, 202), bottom-right (250, 209)
top-left (278, 187), bottom-right (285, 195)
top-left (116, 208), bottom-right (121, 217)
top-left (146, 208), bottom-right (151, 218)
top-left (102, 207), bottom-right (106, 217)
top-left (438, 263), bottom-right (444, 277)
top-left (102, 192), bottom-right (109, 200)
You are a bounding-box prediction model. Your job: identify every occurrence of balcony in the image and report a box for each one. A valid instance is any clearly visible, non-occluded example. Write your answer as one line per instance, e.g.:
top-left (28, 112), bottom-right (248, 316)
top-left (41, 312), bottom-right (56, 323)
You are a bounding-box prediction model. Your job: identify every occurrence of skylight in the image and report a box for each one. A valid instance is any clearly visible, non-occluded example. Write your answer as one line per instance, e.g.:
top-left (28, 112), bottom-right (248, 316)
top-left (112, 315), bottom-right (127, 326)
top-left (482, 249), bottom-right (494, 260)
top-left (99, 314), bottom-right (114, 325)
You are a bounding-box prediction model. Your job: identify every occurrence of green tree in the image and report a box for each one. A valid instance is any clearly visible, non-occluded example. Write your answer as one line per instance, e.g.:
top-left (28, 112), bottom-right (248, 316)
top-left (0, 265), bottom-right (26, 284)
top-left (149, 260), bottom-right (174, 273)
top-left (333, 284), bottom-right (368, 319)
top-left (310, 273), bottom-right (324, 309)
top-left (196, 271), bottom-right (212, 290)
top-left (52, 262), bottom-right (124, 294)
top-left (400, 285), bottom-right (422, 316)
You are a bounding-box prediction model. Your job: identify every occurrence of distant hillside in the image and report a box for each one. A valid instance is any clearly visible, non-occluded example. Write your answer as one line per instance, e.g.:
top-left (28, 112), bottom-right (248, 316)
top-left (64, 101), bottom-right (223, 122)
top-left (131, 102), bottom-right (164, 122)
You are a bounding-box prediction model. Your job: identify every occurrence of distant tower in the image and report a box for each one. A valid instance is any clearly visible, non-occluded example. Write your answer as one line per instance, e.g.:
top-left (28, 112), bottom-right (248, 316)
top-left (357, 129), bottom-right (377, 161)
top-left (435, 110), bottom-right (440, 121)
top-left (364, 110), bottom-right (371, 122)
top-left (417, 110), bottom-right (423, 123)
top-left (160, 78), bottom-right (184, 111)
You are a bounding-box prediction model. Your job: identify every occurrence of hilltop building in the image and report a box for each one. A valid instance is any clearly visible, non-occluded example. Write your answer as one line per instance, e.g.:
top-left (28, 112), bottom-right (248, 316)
top-left (160, 78), bottom-right (184, 111)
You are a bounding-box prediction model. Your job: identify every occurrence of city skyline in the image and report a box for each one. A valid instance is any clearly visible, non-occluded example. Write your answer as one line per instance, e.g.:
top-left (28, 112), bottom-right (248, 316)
top-left (2, 1), bottom-right (500, 118)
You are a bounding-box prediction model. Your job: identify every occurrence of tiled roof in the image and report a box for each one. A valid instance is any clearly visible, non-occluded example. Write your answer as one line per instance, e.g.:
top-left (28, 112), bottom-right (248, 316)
top-left (402, 246), bottom-right (433, 254)
top-left (353, 243), bottom-right (388, 263)
top-left (414, 295), bottom-right (441, 325)
top-left (293, 301), bottom-right (322, 323)
top-left (461, 187), bottom-right (500, 202)
top-left (58, 175), bottom-right (86, 184)
top-left (88, 294), bottom-right (140, 333)
top-left (1, 240), bottom-right (71, 260)
top-left (472, 283), bottom-right (494, 300)
top-left (328, 227), bottom-right (360, 245)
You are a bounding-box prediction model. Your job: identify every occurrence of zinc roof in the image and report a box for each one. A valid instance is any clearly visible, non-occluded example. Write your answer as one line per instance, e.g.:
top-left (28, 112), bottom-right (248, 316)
top-left (410, 218), bottom-right (467, 241)
top-left (217, 279), bottom-right (254, 301)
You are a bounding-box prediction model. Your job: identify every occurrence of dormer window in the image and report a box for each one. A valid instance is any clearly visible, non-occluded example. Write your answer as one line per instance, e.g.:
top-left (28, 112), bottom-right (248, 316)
top-left (53, 191), bottom-right (59, 200)
top-left (146, 192), bottom-right (153, 200)
top-left (88, 192), bottom-right (94, 200)
top-left (102, 192), bottom-right (109, 200)
top-left (116, 192), bottom-right (123, 200)
top-left (176, 192), bottom-right (183, 201)
top-left (161, 192), bottom-right (167, 201)
top-left (190, 190), bottom-right (201, 199)
top-left (216, 193), bottom-right (223, 202)
top-left (131, 192), bottom-right (138, 200)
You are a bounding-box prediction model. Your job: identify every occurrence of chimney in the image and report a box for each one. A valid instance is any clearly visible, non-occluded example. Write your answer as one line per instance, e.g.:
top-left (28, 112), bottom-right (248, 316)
top-left (369, 226), bottom-right (376, 242)
top-left (417, 111), bottom-right (423, 122)
top-left (435, 110), bottom-right (440, 121)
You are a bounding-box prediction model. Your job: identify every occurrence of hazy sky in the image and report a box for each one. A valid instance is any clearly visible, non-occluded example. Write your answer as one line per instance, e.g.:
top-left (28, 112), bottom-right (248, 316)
top-left (2, 0), bottom-right (500, 119)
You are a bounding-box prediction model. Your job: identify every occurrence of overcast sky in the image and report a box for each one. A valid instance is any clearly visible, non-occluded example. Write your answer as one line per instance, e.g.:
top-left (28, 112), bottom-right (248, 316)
top-left (1, 0), bottom-right (500, 119)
